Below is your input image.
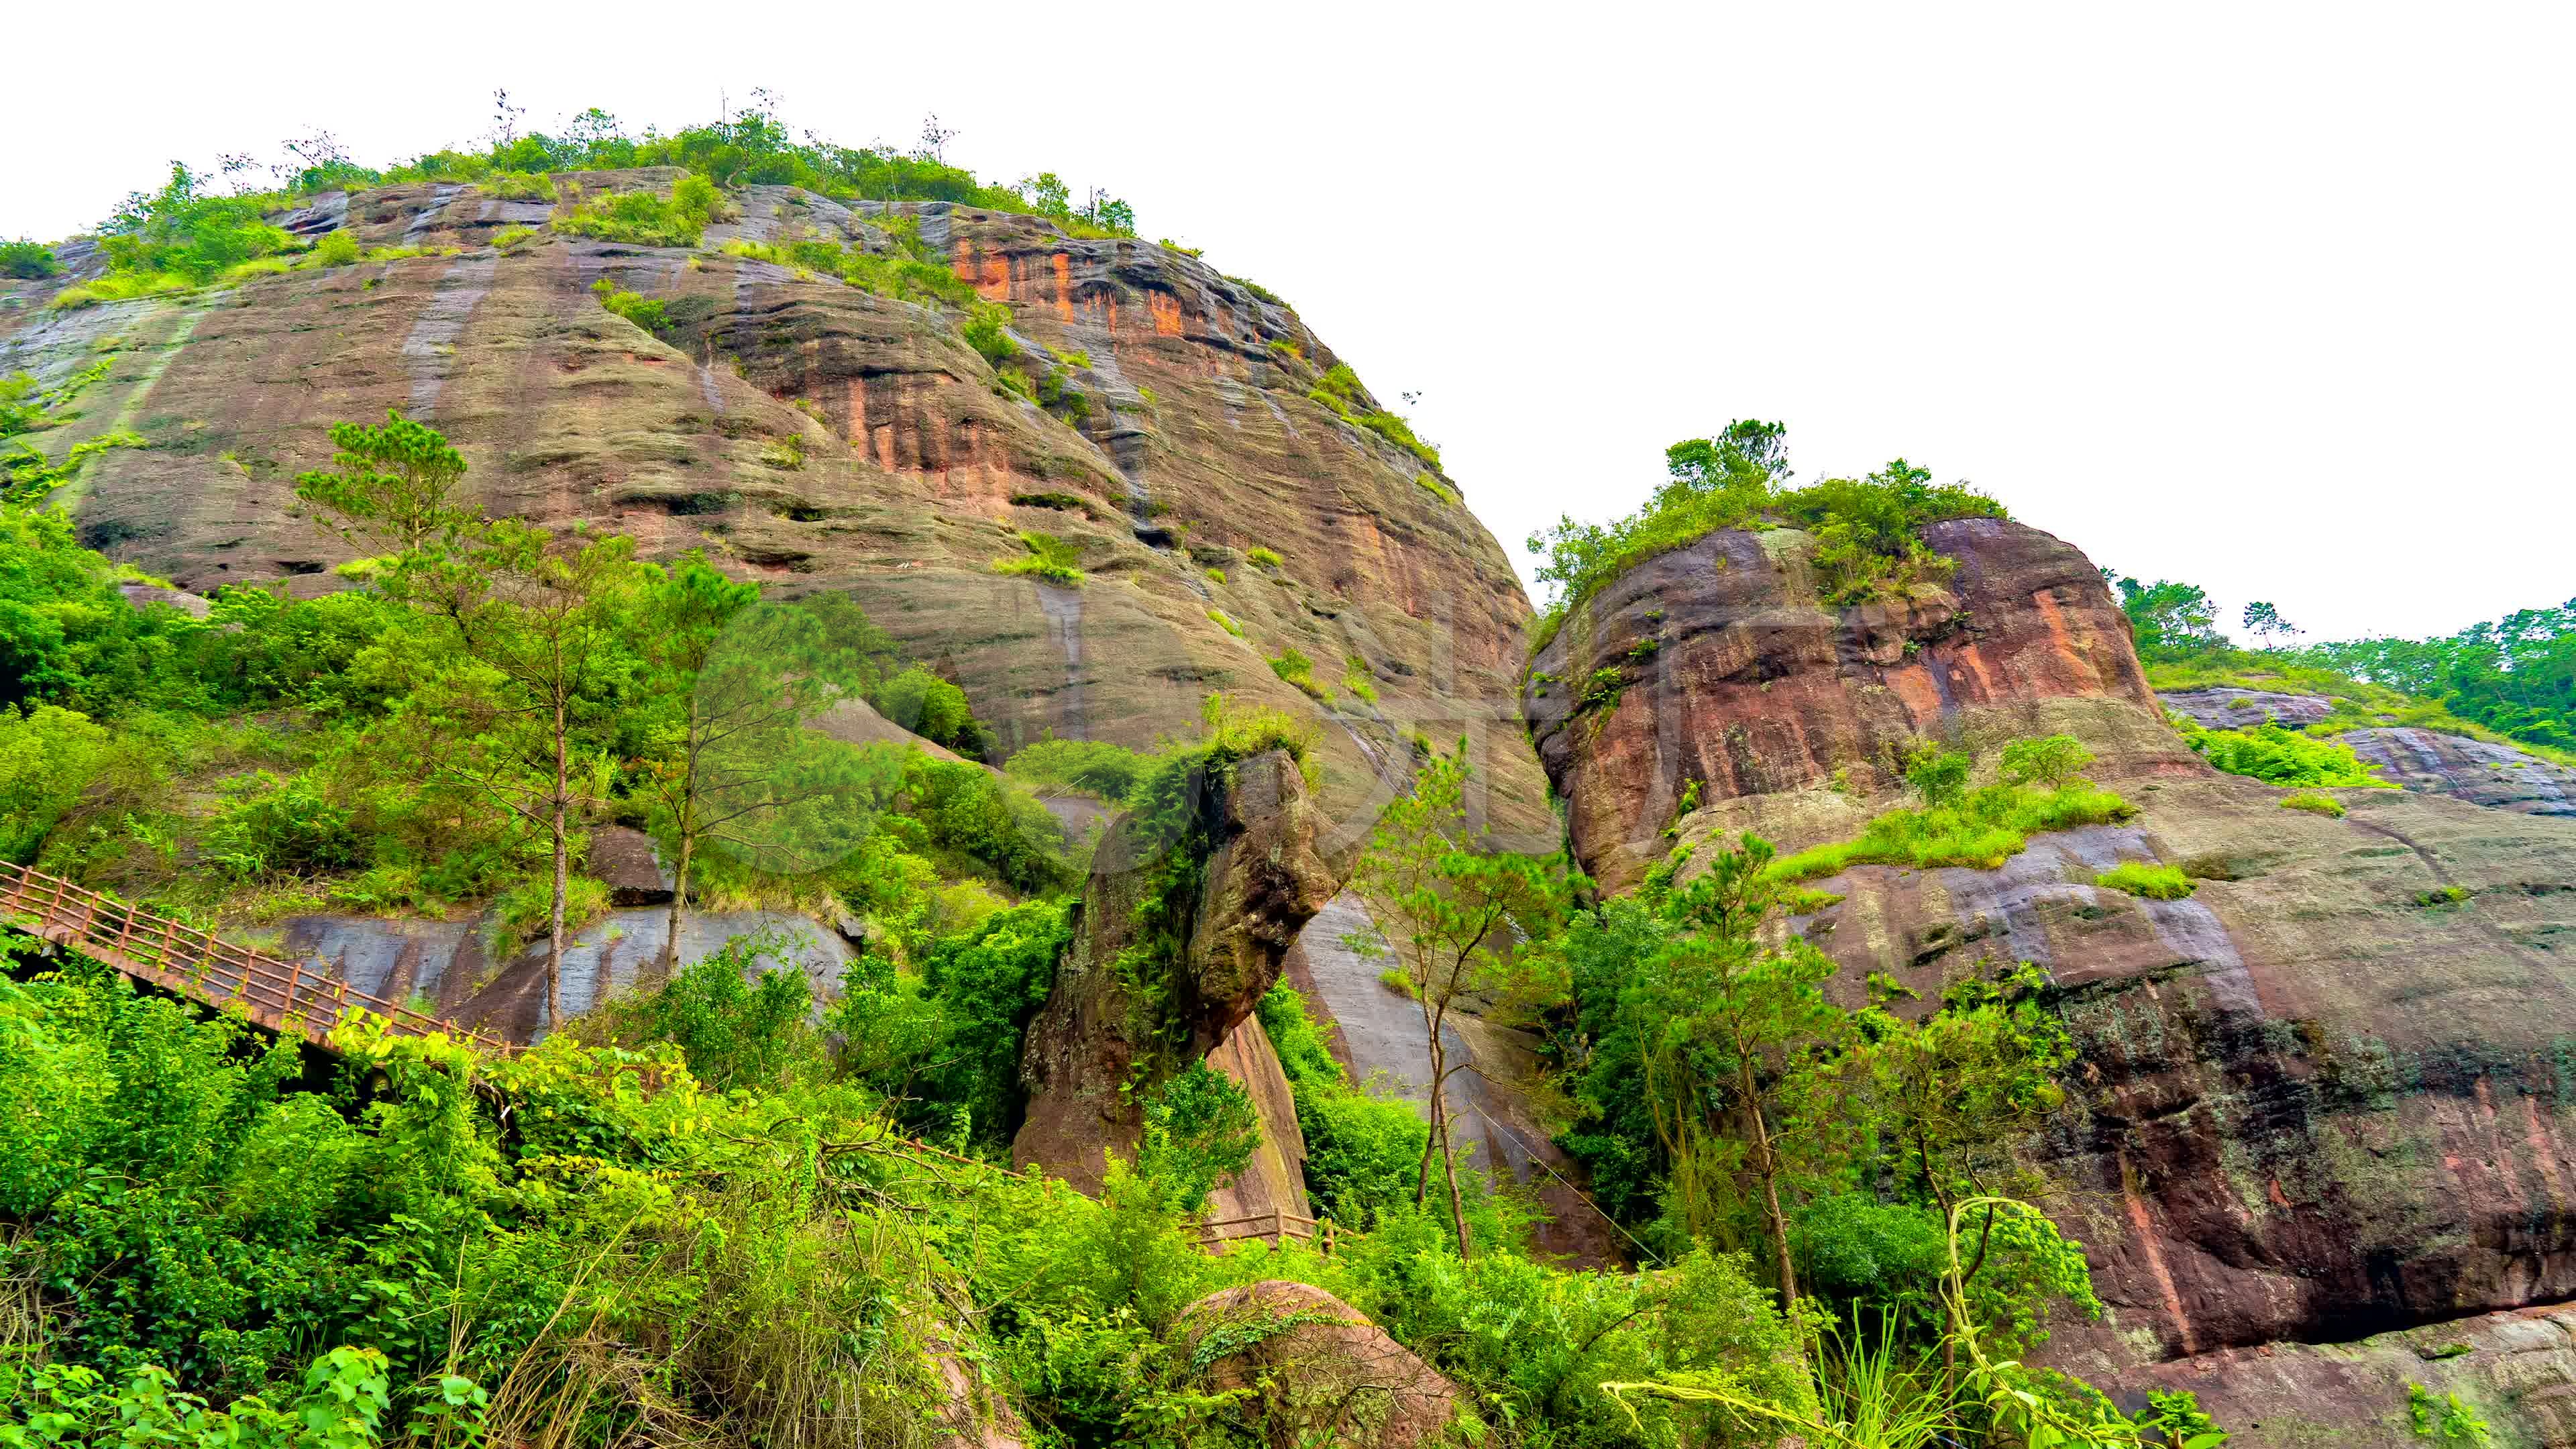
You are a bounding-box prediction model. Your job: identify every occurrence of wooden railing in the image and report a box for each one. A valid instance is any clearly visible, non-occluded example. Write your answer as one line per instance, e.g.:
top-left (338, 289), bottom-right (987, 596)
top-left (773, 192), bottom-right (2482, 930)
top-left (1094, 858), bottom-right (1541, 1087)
top-left (1193, 1208), bottom-right (1336, 1253)
top-left (0, 861), bottom-right (512, 1053)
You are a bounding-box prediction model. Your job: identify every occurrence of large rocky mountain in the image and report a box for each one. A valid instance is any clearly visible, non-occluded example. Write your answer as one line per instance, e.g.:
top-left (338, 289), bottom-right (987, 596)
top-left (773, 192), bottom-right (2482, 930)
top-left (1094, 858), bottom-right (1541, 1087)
top-left (0, 169), bottom-right (1552, 851)
top-left (1526, 517), bottom-right (2576, 1443)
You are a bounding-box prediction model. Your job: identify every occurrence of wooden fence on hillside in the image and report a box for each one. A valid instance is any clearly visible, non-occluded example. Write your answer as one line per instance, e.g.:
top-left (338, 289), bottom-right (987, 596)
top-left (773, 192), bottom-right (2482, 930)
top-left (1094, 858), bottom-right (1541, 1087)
top-left (0, 861), bottom-right (512, 1052)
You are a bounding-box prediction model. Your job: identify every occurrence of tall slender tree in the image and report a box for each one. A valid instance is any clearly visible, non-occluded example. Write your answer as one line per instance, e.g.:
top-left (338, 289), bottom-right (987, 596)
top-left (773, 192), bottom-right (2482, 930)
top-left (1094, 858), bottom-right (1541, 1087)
top-left (1350, 745), bottom-right (1566, 1260)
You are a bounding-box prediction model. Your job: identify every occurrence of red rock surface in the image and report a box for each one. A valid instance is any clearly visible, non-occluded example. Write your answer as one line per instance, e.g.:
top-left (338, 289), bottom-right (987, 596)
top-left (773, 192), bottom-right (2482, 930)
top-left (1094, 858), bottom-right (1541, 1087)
top-left (1525, 518), bottom-right (2198, 894)
top-left (1527, 518), bottom-right (2576, 1441)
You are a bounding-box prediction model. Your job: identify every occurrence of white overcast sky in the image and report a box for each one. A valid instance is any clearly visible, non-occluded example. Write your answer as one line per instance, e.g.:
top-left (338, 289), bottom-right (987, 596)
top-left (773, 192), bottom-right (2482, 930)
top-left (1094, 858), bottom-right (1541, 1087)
top-left (9, 3), bottom-right (2569, 644)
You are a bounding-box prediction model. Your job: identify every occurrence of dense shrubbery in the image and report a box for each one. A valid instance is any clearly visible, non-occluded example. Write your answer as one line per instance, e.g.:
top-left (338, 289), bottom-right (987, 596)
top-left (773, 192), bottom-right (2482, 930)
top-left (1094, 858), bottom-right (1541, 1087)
top-left (2173, 717), bottom-right (2393, 788)
top-left (1527, 422), bottom-right (2006, 651)
top-left (1, 239), bottom-right (60, 278)
top-left (1006, 735), bottom-right (1155, 803)
top-left (553, 173), bottom-right (726, 247)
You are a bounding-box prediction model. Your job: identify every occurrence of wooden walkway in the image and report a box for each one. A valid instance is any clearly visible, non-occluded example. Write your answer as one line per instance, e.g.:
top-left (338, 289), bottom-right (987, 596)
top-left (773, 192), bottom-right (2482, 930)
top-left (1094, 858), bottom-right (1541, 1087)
top-left (0, 861), bottom-right (512, 1053)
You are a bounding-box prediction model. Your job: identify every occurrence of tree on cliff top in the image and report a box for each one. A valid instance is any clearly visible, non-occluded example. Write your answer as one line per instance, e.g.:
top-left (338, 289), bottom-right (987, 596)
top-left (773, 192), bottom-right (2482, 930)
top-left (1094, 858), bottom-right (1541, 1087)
top-left (1526, 421), bottom-right (2006, 647)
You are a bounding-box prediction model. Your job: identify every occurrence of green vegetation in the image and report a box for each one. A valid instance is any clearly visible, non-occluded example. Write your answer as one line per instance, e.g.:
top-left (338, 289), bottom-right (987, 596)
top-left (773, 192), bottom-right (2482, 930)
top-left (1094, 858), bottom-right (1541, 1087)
top-left (1766, 739), bottom-right (2135, 883)
top-left (1528, 421), bottom-right (2006, 652)
top-left (1342, 655), bottom-right (1379, 704)
top-left (553, 174), bottom-right (726, 247)
top-left (2174, 716), bottom-right (2394, 788)
top-left (2408, 1383), bottom-right (2493, 1445)
top-left (1245, 545), bottom-right (1282, 570)
top-left (1206, 607), bottom-right (1243, 637)
top-left (1256, 980), bottom-right (1433, 1226)
top-left (1307, 360), bottom-right (1444, 472)
top-left (1, 238), bottom-right (60, 278)
top-left (588, 275), bottom-right (669, 335)
top-left (719, 232), bottom-right (977, 306)
top-left (1416, 470), bottom-right (1461, 505)
top-left (3, 364), bottom-right (148, 505)
top-left (2113, 568), bottom-right (2576, 765)
top-left (1005, 735), bottom-right (1155, 804)
top-left (2279, 790), bottom-right (2347, 818)
top-left (488, 223), bottom-right (535, 250)
top-left (2094, 861), bottom-right (2195, 900)
top-left (991, 529), bottom-right (1085, 586)
top-left (1267, 646), bottom-right (1328, 700)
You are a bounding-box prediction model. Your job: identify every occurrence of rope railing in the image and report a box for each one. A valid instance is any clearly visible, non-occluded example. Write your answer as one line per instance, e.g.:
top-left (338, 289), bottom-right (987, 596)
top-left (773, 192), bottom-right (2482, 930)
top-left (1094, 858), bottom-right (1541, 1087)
top-left (0, 861), bottom-right (513, 1053)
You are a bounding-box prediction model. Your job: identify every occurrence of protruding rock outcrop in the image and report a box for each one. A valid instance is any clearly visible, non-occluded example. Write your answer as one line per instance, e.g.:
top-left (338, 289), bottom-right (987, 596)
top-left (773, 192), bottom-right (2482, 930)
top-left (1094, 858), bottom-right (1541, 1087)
top-left (1013, 749), bottom-right (1348, 1212)
top-left (1525, 518), bottom-right (2199, 894)
top-left (1526, 519), bottom-right (2576, 1440)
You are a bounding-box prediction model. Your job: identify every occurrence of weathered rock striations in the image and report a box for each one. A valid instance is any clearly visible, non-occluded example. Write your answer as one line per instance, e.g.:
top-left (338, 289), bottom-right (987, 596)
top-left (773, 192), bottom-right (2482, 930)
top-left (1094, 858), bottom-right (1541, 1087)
top-left (1012, 749), bottom-right (1346, 1220)
top-left (1529, 519), bottom-right (2576, 1443)
top-left (1525, 517), bottom-right (2202, 894)
top-left (0, 172), bottom-right (1550, 849)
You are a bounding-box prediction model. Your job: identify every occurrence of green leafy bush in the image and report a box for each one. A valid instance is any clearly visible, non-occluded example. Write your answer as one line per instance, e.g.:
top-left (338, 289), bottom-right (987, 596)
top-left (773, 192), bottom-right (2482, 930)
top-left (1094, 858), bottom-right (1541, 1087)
top-left (1267, 647), bottom-right (1328, 700)
top-left (590, 276), bottom-right (670, 335)
top-left (1006, 736), bottom-right (1153, 803)
top-left (2178, 718), bottom-right (2392, 788)
top-left (554, 176), bottom-right (724, 248)
top-left (1245, 545), bottom-right (1282, 570)
top-left (201, 771), bottom-right (367, 879)
top-left (962, 302), bottom-right (1019, 367)
top-left (311, 229), bottom-right (362, 267)
top-left (869, 664), bottom-right (987, 755)
top-left (2094, 861), bottom-right (2195, 900)
top-left (1528, 422), bottom-right (2004, 649)
top-left (0, 238), bottom-right (61, 278)
top-left (1257, 980), bottom-right (1430, 1226)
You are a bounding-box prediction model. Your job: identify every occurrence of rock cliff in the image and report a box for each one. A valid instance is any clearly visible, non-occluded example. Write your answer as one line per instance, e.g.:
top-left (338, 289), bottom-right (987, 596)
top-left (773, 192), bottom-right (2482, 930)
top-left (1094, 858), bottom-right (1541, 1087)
top-left (0, 171), bottom-right (1550, 849)
top-left (1527, 519), bottom-right (2576, 1443)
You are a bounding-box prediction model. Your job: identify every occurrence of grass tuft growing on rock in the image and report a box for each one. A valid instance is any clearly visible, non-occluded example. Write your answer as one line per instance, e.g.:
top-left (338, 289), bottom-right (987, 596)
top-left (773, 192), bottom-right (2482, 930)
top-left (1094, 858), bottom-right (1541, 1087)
top-left (1767, 782), bottom-right (2137, 884)
top-left (991, 530), bottom-right (1084, 586)
top-left (2094, 861), bottom-right (2195, 900)
top-left (555, 174), bottom-right (726, 247)
top-left (2279, 790), bottom-right (2347, 818)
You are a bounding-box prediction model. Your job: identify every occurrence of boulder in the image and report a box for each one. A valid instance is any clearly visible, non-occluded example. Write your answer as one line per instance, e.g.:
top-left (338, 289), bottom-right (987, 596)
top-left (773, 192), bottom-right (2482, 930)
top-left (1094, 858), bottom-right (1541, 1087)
top-left (1180, 1280), bottom-right (1458, 1448)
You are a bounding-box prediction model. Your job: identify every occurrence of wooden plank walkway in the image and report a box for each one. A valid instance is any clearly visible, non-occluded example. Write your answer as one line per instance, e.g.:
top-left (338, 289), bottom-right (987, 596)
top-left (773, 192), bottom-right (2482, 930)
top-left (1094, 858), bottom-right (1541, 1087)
top-left (0, 860), bottom-right (512, 1053)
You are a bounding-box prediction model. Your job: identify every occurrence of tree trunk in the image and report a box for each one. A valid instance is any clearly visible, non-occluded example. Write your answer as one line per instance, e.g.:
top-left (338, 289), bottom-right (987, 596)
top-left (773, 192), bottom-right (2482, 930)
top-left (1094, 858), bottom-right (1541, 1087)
top-left (545, 703), bottom-right (568, 1032)
top-left (1740, 1057), bottom-right (1798, 1311)
top-left (661, 829), bottom-right (692, 980)
top-left (1415, 985), bottom-right (1442, 1208)
top-left (1440, 1102), bottom-right (1474, 1261)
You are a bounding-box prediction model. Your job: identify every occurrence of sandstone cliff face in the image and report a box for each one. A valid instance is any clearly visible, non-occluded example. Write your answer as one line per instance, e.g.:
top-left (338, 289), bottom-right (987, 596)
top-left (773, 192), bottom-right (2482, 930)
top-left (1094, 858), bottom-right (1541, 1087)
top-left (0, 172), bottom-right (1549, 848)
top-left (1525, 518), bottom-right (2202, 895)
top-left (1529, 520), bottom-right (2576, 1442)
top-left (1012, 749), bottom-right (1345, 1218)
